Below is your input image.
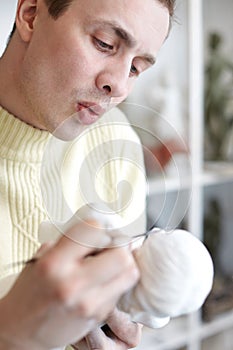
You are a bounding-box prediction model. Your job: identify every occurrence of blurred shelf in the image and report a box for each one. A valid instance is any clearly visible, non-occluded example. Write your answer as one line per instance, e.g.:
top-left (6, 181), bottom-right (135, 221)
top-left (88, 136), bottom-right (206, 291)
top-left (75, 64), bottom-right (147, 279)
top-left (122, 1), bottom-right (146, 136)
top-left (148, 162), bottom-right (233, 195)
top-left (139, 0), bottom-right (233, 348)
top-left (136, 316), bottom-right (190, 350)
top-left (136, 310), bottom-right (233, 350)
top-left (200, 309), bottom-right (233, 340)
top-left (203, 162), bottom-right (233, 186)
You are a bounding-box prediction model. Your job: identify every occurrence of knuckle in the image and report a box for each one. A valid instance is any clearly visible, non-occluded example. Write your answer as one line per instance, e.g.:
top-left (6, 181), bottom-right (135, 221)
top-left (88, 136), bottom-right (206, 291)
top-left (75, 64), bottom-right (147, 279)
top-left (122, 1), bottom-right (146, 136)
top-left (36, 256), bottom-right (56, 279)
top-left (54, 277), bottom-right (86, 304)
top-left (115, 248), bottom-right (134, 268)
top-left (35, 261), bottom-right (73, 304)
top-left (125, 324), bottom-right (142, 348)
top-left (130, 264), bottom-right (140, 281)
top-left (76, 298), bottom-right (113, 322)
top-left (53, 284), bottom-right (73, 303)
top-left (76, 298), bottom-right (94, 318)
top-left (117, 251), bottom-right (140, 281)
top-left (96, 311), bottom-right (112, 325)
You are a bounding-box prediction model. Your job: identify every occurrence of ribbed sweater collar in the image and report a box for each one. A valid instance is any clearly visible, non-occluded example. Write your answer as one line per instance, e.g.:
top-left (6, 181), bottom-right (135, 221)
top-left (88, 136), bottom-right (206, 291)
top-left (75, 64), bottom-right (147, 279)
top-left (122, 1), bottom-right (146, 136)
top-left (0, 106), bottom-right (51, 163)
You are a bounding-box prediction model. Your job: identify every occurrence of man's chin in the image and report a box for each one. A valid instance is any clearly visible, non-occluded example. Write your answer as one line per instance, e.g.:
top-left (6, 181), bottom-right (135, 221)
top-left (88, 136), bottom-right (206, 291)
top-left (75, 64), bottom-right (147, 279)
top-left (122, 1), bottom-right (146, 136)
top-left (52, 116), bottom-right (87, 141)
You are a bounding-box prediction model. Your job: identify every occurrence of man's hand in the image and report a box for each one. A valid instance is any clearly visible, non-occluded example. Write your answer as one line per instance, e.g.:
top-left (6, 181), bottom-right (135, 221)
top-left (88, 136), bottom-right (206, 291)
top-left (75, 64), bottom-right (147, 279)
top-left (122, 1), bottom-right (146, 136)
top-left (73, 307), bottom-right (142, 350)
top-left (0, 221), bottom-right (139, 350)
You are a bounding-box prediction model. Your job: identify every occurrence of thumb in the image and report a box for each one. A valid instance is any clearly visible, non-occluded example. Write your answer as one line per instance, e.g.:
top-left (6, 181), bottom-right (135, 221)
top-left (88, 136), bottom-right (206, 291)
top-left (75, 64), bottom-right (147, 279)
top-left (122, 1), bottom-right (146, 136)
top-left (47, 219), bottom-right (112, 263)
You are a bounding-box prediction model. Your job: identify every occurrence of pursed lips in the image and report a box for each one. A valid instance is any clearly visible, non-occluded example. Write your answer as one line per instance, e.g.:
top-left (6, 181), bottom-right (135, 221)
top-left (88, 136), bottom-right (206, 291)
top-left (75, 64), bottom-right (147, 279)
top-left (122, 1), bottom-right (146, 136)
top-left (77, 102), bottom-right (107, 116)
top-left (75, 101), bottom-right (111, 125)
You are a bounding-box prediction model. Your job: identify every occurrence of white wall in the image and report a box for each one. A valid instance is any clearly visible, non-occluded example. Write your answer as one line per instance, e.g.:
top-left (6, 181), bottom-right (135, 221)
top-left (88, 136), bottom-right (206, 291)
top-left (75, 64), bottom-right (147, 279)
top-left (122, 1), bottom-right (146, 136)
top-left (0, 0), bottom-right (17, 56)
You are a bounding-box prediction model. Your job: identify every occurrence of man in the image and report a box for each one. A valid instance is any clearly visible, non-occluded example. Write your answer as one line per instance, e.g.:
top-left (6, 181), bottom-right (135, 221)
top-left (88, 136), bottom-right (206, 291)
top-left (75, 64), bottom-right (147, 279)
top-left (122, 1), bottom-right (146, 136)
top-left (0, 0), bottom-right (174, 349)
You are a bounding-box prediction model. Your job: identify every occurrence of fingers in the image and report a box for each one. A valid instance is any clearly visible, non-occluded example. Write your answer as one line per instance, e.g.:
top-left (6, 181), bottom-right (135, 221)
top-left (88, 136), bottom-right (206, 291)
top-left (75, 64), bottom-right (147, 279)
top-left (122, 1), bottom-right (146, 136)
top-left (82, 247), bottom-right (139, 286)
top-left (72, 338), bottom-right (89, 350)
top-left (33, 242), bottom-right (139, 324)
top-left (106, 308), bottom-right (143, 348)
top-left (86, 327), bottom-right (128, 350)
top-left (28, 219), bottom-right (141, 337)
top-left (86, 328), bottom-right (106, 349)
top-left (72, 330), bottom-right (108, 350)
top-left (63, 248), bottom-right (139, 314)
top-left (46, 220), bottom-right (111, 264)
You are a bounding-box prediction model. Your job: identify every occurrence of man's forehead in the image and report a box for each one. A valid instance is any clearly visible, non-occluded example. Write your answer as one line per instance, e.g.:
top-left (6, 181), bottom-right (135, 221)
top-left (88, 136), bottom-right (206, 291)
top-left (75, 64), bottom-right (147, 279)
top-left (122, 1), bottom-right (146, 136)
top-left (71, 0), bottom-right (169, 56)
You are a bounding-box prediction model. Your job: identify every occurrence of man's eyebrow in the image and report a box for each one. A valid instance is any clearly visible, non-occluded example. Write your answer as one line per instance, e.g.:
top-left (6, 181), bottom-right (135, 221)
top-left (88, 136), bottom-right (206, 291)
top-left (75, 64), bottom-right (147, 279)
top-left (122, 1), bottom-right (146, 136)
top-left (115, 26), bottom-right (156, 65)
top-left (90, 19), bottom-right (156, 66)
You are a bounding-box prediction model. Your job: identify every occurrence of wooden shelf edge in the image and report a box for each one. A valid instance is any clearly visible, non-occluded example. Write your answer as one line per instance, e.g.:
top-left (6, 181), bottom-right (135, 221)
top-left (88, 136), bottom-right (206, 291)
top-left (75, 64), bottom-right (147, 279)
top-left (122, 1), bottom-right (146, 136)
top-left (148, 162), bottom-right (233, 195)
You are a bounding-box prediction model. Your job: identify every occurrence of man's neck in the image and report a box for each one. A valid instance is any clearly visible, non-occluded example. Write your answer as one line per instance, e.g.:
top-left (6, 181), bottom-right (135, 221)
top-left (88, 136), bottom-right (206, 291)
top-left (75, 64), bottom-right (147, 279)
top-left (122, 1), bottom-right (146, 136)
top-left (0, 36), bottom-right (41, 130)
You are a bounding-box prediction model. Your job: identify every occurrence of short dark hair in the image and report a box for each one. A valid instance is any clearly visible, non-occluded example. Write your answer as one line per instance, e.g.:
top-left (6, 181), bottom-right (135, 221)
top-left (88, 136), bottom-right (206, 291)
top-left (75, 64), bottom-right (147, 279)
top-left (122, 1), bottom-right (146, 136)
top-left (44, 0), bottom-right (73, 19)
top-left (159, 0), bottom-right (175, 17)
top-left (44, 0), bottom-right (175, 18)
top-left (9, 0), bottom-right (175, 39)
top-left (45, 0), bottom-right (176, 18)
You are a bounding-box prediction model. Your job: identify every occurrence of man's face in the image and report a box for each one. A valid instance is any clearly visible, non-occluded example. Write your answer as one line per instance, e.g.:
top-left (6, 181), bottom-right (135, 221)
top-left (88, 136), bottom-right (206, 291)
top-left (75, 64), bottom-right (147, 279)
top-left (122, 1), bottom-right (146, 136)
top-left (20, 0), bottom-right (169, 133)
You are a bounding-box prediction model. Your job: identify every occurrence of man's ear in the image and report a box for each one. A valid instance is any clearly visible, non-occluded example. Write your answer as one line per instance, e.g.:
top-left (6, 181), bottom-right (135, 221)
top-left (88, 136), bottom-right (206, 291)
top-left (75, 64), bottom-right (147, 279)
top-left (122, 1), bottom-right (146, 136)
top-left (16, 0), bottom-right (38, 42)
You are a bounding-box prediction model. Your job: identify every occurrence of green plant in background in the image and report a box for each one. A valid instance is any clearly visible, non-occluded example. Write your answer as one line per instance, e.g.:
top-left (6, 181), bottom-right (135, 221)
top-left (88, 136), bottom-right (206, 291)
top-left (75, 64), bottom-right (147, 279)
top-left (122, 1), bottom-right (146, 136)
top-left (204, 32), bottom-right (233, 161)
top-left (204, 198), bottom-right (221, 274)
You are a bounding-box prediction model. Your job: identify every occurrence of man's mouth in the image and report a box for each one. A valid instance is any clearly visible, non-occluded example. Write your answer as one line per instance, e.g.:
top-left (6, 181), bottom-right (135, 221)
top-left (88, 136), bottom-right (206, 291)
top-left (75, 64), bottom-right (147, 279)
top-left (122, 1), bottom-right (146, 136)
top-left (76, 102), bottom-right (107, 125)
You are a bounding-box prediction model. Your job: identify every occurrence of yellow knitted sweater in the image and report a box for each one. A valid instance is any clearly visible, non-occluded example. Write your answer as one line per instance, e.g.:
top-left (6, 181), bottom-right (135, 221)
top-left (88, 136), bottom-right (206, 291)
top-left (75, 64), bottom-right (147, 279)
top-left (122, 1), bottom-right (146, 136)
top-left (0, 106), bottom-right (51, 278)
top-left (0, 105), bottom-right (146, 283)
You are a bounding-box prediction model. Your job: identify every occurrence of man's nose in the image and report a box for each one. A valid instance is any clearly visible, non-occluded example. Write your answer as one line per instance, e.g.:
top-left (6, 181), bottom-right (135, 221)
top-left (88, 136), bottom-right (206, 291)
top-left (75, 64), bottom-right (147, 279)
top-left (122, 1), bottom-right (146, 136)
top-left (96, 63), bottom-right (130, 98)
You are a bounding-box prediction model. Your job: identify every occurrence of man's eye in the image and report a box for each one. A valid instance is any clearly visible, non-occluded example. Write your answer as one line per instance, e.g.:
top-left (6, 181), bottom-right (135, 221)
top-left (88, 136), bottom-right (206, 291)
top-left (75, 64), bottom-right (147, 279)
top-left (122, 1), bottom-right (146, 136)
top-left (94, 38), bottom-right (114, 51)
